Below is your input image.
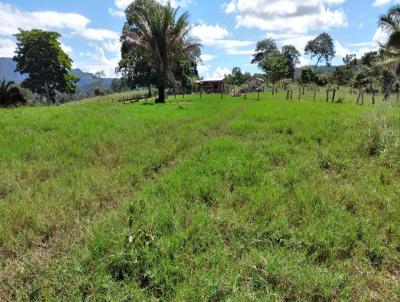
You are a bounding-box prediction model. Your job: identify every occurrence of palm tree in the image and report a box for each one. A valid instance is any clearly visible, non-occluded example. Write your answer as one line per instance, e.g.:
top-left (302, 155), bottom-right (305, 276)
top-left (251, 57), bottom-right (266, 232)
top-left (0, 79), bottom-right (27, 107)
top-left (122, 0), bottom-right (201, 103)
top-left (378, 5), bottom-right (400, 101)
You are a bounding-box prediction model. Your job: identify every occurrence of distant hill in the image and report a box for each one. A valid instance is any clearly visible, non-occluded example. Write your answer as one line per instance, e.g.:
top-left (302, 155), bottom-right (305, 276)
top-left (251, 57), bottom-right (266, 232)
top-left (0, 57), bottom-right (27, 83)
top-left (0, 57), bottom-right (112, 90)
top-left (294, 65), bottom-right (337, 78)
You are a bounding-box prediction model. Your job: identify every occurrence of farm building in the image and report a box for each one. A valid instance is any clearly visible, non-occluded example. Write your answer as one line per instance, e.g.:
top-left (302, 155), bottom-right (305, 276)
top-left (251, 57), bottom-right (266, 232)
top-left (247, 76), bottom-right (265, 88)
top-left (196, 78), bottom-right (225, 93)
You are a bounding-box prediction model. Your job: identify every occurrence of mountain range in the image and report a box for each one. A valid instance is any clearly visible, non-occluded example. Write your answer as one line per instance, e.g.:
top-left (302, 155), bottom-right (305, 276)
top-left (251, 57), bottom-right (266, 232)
top-left (0, 57), bottom-right (113, 90)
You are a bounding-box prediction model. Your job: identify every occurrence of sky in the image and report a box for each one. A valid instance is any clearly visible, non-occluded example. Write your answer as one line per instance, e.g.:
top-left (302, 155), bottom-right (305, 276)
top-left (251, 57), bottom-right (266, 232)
top-left (0, 0), bottom-right (397, 78)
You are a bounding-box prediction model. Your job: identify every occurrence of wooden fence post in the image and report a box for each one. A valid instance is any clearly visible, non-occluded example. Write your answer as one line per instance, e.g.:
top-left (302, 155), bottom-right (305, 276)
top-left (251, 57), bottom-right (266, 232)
top-left (372, 89), bottom-right (376, 105)
top-left (356, 89), bottom-right (361, 104)
top-left (313, 89), bottom-right (317, 101)
top-left (361, 89), bottom-right (364, 105)
top-left (331, 89), bottom-right (336, 103)
top-left (326, 89), bottom-right (329, 102)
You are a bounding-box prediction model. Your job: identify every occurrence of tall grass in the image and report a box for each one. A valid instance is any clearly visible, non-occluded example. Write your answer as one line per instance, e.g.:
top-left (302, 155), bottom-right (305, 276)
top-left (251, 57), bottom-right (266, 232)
top-left (1, 93), bottom-right (399, 301)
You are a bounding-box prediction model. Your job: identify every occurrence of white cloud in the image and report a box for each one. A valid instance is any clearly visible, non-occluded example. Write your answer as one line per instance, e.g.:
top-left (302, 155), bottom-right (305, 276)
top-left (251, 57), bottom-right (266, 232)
top-left (191, 22), bottom-right (255, 56)
top-left (226, 48), bottom-right (254, 55)
top-left (211, 67), bottom-right (231, 79)
top-left (76, 45), bottom-right (120, 77)
top-left (0, 3), bottom-right (119, 43)
top-left (108, 8), bottom-right (125, 18)
top-left (0, 38), bottom-right (16, 57)
top-left (373, 0), bottom-right (399, 6)
top-left (197, 63), bottom-right (212, 75)
top-left (335, 40), bottom-right (351, 58)
top-left (223, 0), bottom-right (347, 34)
top-left (60, 41), bottom-right (73, 55)
top-left (79, 28), bottom-right (119, 41)
top-left (110, 0), bottom-right (192, 18)
top-left (201, 54), bottom-right (216, 62)
top-left (0, 2), bottom-right (89, 36)
top-left (373, 27), bottom-right (389, 45)
top-left (191, 23), bottom-right (229, 45)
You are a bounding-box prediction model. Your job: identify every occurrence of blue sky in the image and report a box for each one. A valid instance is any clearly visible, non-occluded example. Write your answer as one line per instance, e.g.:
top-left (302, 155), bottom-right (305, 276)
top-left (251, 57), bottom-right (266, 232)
top-left (0, 0), bottom-right (396, 78)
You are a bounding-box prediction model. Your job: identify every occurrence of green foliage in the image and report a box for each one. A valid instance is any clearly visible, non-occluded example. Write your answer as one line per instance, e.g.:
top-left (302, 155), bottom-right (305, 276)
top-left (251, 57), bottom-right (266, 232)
top-left (332, 65), bottom-right (355, 86)
top-left (13, 29), bottom-right (78, 104)
top-left (262, 52), bottom-right (290, 84)
top-left (281, 45), bottom-right (301, 79)
top-left (226, 67), bottom-right (251, 86)
top-left (110, 78), bottom-right (131, 93)
top-left (300, 67), bottom-right (317, 84)
top-left (121, 0), bottom-right (201, 102)
top-left (253, 39), bottom-right (300, 84)
top-left (251, 38), bottom-right (278, 69)
top-left (0, 79), bottom-right (27, 107)
top-left (174, 60), bottom-right (199, 91)
top-left (305, 33), bottom-right (336, 68)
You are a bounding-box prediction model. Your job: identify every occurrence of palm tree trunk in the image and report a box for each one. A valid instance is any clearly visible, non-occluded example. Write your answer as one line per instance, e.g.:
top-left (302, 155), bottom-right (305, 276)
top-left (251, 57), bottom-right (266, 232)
top-left (156, 75), bottom-right (166, 103)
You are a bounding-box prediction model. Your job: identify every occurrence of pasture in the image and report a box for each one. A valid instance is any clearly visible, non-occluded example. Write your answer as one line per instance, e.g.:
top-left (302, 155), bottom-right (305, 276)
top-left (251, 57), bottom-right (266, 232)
top-left (1, 93), bottom-right (400, 301)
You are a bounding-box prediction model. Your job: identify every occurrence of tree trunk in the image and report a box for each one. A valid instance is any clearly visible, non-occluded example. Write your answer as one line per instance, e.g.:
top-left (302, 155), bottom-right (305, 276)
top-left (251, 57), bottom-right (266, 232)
top-left (44, 81), bottom-right (51, 105)
top-left (156, 85), bottom-right (165, 103)
top-left (147, 82), bottom-right (152, 98)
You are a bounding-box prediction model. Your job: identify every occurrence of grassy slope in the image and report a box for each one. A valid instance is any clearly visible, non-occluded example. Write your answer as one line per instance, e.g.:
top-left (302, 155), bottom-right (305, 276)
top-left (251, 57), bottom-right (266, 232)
top-left (0, 92), bottom-right (399, 301)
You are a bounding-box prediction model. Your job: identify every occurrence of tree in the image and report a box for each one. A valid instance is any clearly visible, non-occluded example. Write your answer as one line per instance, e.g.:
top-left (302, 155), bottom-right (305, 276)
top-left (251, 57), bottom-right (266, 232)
top-left (175, 59), bottom-right (199, 92)
top-left (343, 54), bottom-right (358, 67)
top-left (0, 79), bottom-right (27, 107)
top-left (93, 70), bottom-right (105, 96)
top-left (251, 39), bottom-right (278, 69)
top-left (118, 43), bottom-right (155, 96)
top-left (378, 5), bottom-right (400, 100)
top-left (305, 33), bottom-right (335, 69)
top-left (332, 53), bottom-right (358, 86)
top-left (111, 78), bottom-right (130, 92)
top-left (121, 0), bottom-right (201, 103)
top-left (262, 52), bottom-right (289, 84)
top-left (300, 67), bottom-right (317, 84)
top-left (361, 51), bottom-right (379, 67)
top-left (332, 66), bottom-right (354, 86)
top-left (13, 29), bottom-right (78, 104)
top-left (281, 45), bottom-right (300, 79)
top-left (226, 67), bottom-right (251, 86)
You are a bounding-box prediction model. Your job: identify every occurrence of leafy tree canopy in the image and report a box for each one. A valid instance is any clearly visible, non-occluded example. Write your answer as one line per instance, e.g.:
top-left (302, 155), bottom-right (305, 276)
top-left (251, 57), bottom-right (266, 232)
top-left (252, 39), bottom-right (300, 83)
top-left (13, 29), bottom-right (78, 104)
top-left (251, 39), bottom-right (278, 69)
top-left (281, 45), bottom-right (300, 79)
top-left (226, 67), bottom-right (251, 86)
top-left (262, 52), bottom-right (289, 84)
top-left (305, 33), bottom-right (335, 68)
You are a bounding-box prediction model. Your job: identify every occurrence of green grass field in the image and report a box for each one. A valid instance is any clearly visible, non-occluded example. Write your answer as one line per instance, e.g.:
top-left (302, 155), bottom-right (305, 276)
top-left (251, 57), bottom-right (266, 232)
top-left (1, 92), bottom-right (400, 301)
